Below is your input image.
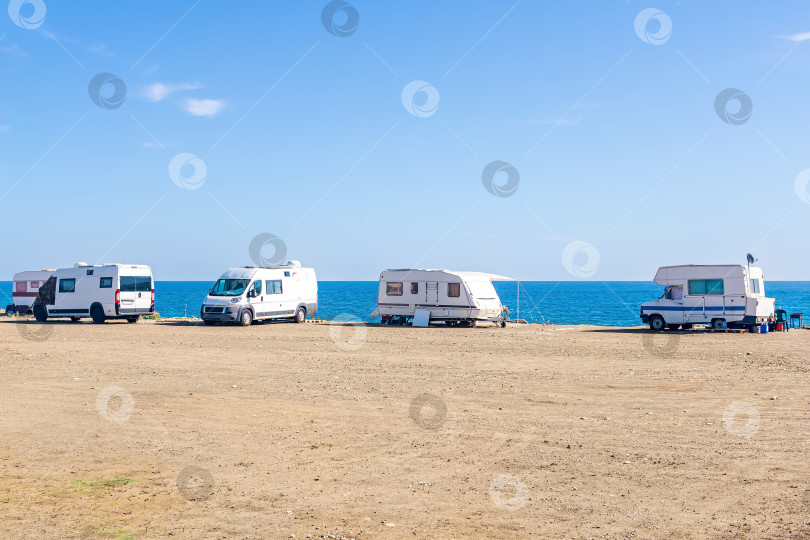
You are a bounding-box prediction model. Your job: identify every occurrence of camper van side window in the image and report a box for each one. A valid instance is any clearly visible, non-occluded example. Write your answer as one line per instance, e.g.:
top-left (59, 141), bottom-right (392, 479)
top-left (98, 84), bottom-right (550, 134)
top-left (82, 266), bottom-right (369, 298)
top-left (386, 282), bottom-right (403, 296)
top-left (266, 280), bottom-right (283, 294)
top-left (410, 282), bottom-right (418, 294)
top-left (99, 277), bottom-right (113, 288)
top-left (59, 279), bottom-right (76, 293)
top-left (15, 282), bottom-right (26, 293)
top-left (688, 279), bottom-right (724, 295)
top-left (447, 283), bottom-right (461, 297)
top-left (30, 281), bottom-right (40, 289)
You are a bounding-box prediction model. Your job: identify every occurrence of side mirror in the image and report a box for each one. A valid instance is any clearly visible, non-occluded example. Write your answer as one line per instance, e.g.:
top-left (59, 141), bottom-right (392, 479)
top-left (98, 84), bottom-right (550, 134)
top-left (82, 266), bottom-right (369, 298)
top-left (247, 290), bottom-right (255, 298)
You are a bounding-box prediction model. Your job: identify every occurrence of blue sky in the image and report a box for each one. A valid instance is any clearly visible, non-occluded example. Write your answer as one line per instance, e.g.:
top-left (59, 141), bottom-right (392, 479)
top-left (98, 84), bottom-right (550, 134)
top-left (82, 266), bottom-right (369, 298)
top-left (1, 0), bottom-right (809, 281)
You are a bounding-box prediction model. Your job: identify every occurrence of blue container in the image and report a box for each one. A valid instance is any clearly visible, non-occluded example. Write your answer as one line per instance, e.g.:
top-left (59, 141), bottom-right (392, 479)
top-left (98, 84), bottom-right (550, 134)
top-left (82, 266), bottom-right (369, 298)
top-left (760, 323), bottom-right (768, 334)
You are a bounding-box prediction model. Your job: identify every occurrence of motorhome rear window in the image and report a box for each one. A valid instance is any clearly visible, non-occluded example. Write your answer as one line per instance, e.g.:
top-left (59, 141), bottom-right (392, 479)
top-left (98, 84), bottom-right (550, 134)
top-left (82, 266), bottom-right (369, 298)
top-left (411, 282), bottom-right (418, 294)
top-left (121, 276), bottom-right (152, 292)
top-left (99, 277), bottom-right (113, 288)
top-left (750, 278), bottom-right (761, 294)
top-left (688, 279), bottom-right (724, 295)
top-left (447, 283), bottom-right (461, 297)
top-left (266, 280), bottom-right (283, 294)
top-left (386, 282), bottom-right (403, 296)
top-left (15, 282), bottom-right (26, 292)
top-left (59, 279), bottom-right (76, 293)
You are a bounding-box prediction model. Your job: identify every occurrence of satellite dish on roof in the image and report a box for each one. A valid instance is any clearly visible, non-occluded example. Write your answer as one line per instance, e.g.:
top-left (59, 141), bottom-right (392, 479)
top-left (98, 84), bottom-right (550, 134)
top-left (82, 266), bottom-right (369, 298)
top-left (746, 253), bottom-right (756, 264)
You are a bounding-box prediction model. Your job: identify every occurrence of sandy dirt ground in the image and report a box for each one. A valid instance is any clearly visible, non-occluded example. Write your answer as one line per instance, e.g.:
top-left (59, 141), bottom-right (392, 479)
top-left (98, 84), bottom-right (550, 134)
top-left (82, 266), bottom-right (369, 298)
top-left (0, 316), bottom-right (808, 539)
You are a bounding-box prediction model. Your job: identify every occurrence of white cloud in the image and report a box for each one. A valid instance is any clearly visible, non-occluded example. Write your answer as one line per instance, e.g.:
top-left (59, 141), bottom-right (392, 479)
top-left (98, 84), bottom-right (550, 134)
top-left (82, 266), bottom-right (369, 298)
top-left (0, 44), bottom-right (29, 58)
top-left (143, 81), bottom-right (200, 103)
top-left (781, 32), bottom-right (810, 42)
top-left (184, 98), bottom-right (224, 118)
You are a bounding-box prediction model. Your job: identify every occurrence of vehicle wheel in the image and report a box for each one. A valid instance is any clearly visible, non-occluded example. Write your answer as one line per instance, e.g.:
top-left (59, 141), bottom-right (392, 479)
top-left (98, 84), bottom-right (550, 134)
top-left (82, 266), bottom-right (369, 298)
top-left (667, 324), bottom-right (680, 330)
top-left (70, 316), bottom-right (81, 322)
top-left (294, 306), bottom-right (306, 323)
top-left (649, 315), bottom-right (666, 331)
top-left (203, 320), bottom-right (216, 326)
top-left (239, 309), bottom-right (253, 327)
top-left (500, 320), bottom-right (507, 328)
top-left (91, 306), bottom-right (106, 324)
top-left (33, 304), bottom-right (48, 322)
top-left (127, 316), bottom-right (140, 323)
top-left (711, 318), bottom-right (725, 330)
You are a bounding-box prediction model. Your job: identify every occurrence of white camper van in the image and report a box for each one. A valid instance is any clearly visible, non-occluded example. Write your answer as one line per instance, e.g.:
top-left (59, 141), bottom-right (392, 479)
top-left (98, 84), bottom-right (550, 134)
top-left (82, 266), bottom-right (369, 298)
top-left (200, 261), bottom-right (318, 326)
top-left (32, 263), bottom-right (154, 323)
top-left (7, 269), bottom-right (55, 315)
top-left (372, 269), bottom-right (510, 326)
top-left (641, 265), bottom-right (775, 331)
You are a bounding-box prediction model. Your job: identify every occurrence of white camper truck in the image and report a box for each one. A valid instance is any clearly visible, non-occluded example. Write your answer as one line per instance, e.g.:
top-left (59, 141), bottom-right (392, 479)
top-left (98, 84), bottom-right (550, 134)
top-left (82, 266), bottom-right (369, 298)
top-left (200, 261), bottom-right (318, 326)
top-left (640, 265), bottom-right (775, 331)
top-left (7, 270), bottom-right (56, 315)
top-left (32, 263), bottom-right (154, 323)
top-left (372, 269), bottom-right (510, 326)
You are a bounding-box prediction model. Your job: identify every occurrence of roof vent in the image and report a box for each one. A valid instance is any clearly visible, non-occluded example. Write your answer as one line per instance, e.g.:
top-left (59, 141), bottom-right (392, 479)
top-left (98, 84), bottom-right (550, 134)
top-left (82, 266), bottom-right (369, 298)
top-left (286, 260), bottom-right (302, 268)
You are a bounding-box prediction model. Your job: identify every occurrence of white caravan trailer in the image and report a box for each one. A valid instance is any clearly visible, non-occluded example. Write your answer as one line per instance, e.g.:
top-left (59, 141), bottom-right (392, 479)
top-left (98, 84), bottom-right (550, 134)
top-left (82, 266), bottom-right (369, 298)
top-left (372, 269), bottom-right (511, 326)
top-left (200, 261), bottom-right (318, 326)
top-left (7, 269), bottom-right (56, 315)
top-left (33, 263), bottom-right (154, 323)
top-left (640, 265), bottom-right (775, 331)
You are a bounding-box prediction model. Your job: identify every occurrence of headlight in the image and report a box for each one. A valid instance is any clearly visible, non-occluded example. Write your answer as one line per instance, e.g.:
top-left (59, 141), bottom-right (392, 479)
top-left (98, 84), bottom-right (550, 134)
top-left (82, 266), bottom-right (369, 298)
top-left (230, 297), bottom-right (240, 303)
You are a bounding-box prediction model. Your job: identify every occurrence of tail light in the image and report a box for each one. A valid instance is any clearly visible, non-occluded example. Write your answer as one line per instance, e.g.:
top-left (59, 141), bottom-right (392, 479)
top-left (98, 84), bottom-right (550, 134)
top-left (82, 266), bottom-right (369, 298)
top-left (115, 289), bottom-right (120, 303)
top-left (640, 306), bottom-right (643, 314)
top-left (151, 288), bottom-right (155, 312)
top-left (151, 289), bottom-right (155, 303)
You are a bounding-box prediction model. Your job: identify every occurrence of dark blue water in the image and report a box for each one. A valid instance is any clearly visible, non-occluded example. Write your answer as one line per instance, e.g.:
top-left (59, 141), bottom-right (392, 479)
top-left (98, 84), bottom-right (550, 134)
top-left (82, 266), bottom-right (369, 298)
top-left (5, 281), bottom-right (808, 326)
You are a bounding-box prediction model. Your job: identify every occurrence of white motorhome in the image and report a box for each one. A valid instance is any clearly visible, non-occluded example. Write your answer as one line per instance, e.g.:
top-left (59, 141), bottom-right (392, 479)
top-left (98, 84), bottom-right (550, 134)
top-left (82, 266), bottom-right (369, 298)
top-left (7, 269), bottom-right (55, 315)
top-left (32, 263), bottom-right (154, 323)
top-left (641, 265), bottom-right (775, 331)
top-left (372, 269), bottom-right (510, 326)
top-left (200, 261), bottom-right (318, 326)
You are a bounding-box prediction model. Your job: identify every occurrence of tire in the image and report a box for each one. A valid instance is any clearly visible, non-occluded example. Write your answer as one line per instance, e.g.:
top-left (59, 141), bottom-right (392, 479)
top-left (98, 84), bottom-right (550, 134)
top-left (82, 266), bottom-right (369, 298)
top-left (294, 306), bottom-right (306, 323)
top-left (127, 316), bottom-right (140, 323)
top-left (711, 318), bottom-right (725, 330)
top-left (203, 320), bottom-right (216, 326)
top-left (239, 309), bottom-right (253, 327)
top-left (91, 306), bottom-right (106, 324)
top-left (667, 324), bottom-right (681, 331)
top-left (33, 304), bottom-right (48, 322)
top-left (649, 315), bottom-right (666, 331)
top-left (70, 316), bottom-right (81, 322)
top-left (500, 321), bottom-right (507, 328)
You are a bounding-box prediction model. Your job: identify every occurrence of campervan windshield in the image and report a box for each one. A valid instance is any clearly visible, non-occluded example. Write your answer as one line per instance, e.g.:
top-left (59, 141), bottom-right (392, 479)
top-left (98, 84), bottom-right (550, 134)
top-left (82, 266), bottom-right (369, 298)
top-left (210, 278), bottom-right (250, 296)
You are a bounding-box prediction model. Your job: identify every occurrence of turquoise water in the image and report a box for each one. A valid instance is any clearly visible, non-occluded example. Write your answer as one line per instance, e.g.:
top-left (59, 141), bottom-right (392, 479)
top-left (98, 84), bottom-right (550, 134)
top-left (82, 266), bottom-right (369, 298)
top-left (5, 281), bottom-right (808, 326)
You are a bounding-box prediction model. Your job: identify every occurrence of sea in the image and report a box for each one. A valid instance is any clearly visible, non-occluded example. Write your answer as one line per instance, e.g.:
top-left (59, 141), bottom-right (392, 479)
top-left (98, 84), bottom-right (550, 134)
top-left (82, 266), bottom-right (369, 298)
top-left (4, 281), bottom-right (809, 327)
